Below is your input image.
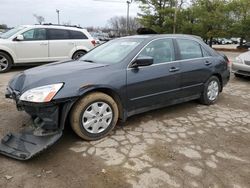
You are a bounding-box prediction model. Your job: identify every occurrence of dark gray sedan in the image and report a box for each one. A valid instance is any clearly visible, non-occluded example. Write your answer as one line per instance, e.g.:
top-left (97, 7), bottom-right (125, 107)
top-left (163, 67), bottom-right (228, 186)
top-left (1, 34), bottom-right (230, 160)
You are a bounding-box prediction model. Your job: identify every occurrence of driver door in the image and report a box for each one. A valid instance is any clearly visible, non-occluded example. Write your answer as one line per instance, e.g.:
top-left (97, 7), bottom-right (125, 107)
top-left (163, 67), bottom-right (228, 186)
top-left (126, 38), bottom-right (181, 114)
top-left (14, 28), bottom-right (48, 63)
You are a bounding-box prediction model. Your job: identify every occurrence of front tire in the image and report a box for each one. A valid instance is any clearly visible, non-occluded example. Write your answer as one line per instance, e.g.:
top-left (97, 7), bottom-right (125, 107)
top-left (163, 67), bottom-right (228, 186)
top-left (70, 92), bottom-right (119, 140)
top-left (200, 76), bottom-right (221, 105)
top-left (0, 52), bottom-right (13, 73)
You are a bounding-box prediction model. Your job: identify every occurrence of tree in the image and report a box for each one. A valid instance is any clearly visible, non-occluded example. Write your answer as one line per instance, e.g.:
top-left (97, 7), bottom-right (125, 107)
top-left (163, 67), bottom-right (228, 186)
top-left (189, 0), bottom-right (231, 46)
top-left (136, 0), bottom-right (187, 34)
top-left (0, 24), bottom-right (8, 29)
top-left (33, 14), bottom-right (45, 24)
top-left (228, 0), bottom-right (250, 45)
top-left (108, 16), bottom-right (140, 36)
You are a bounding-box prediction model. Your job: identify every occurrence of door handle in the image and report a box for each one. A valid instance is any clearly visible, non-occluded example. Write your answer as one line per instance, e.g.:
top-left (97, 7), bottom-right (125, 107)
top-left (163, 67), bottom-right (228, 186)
top-left (169, 67), bottom-right (180, 72)
top-left (205, 61), bottom-right (212, 66)
top-left (68, 42), bottom-right (75, 45)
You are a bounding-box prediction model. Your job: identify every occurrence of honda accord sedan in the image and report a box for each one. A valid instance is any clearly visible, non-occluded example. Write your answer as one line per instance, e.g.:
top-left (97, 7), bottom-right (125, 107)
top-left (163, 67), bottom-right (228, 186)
top-left (1, 34), bottom-right (230, 160)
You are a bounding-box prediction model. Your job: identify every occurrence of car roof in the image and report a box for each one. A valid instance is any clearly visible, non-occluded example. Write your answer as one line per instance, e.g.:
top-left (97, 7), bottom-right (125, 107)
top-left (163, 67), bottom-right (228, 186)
top-left (21, 25), bottom-right (88, 32)
top-left (123, 34), bottom-right (203, 41)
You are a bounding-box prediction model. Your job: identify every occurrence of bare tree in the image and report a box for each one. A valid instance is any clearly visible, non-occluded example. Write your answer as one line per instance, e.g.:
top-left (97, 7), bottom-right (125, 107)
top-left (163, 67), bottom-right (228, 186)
top-left (108, 16), bottom-right (141, 36)
top-left (33, 14), bottom-right (45, 24)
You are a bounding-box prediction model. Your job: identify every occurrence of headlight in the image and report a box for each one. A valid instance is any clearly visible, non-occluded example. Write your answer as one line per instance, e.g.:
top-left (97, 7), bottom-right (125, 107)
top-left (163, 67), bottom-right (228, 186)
top-left (235, 57), bottom-right (243, 64)
top-left (20, 83), bottom-right (63, 103)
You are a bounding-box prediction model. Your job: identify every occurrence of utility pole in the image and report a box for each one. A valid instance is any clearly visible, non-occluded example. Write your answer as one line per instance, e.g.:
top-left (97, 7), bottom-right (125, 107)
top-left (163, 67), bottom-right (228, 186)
top-left (173, 0), bottom-right (178, 34)
top-left (126, 1), bottom-right (132, 35)
top-left (56, 9), bottom-right (60, 25)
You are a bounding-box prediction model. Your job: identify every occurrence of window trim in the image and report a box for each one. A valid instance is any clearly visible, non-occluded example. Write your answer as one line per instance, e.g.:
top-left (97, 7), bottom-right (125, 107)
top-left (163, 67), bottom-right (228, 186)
top-left (127, 37), bottom-right (213, 70)
top-left (176, 38), bottom-right (204, 60)
top-left (69, 30), bottom-right (88, 39)
top-left (127, 37), bottom-right (177, 69)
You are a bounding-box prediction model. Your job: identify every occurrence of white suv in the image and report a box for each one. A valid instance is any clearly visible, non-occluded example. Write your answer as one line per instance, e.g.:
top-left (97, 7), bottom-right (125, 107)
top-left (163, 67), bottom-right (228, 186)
top-left (0, 24), bottom-right (96, 73)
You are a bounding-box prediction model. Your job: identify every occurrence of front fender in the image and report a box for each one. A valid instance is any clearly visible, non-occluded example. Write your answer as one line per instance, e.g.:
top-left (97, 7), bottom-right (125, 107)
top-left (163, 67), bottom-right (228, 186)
top-left (76, 84), bottom-right (127, 121)
top-left (0, 44), bottom-right (17, 63)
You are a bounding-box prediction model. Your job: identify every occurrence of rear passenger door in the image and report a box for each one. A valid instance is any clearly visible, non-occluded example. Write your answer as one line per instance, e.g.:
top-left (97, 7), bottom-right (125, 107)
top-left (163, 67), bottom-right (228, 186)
top-left (176, 38), bottom-right (212, 97)
top-left (48, 29), bottom-right (75, 61)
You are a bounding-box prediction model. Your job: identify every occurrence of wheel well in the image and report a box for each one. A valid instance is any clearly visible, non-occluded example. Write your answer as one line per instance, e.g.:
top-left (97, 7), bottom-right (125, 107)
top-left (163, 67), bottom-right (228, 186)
top-left (0, 50), bottom-right (14, 64)
top-left (212, 73), bottom-right (223, 92)
top-left (70, 88), bottom-right (124, 121)
top-left (72, 50), bottom-right (87, 59)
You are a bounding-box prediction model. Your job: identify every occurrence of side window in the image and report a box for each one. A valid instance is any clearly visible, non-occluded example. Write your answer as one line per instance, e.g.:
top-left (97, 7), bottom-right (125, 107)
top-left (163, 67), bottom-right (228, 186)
top-left (69, 30), bottom-right (88, 39)
top-left (48, 29), bottom-right (70, 40)
top-left (201, 46), bottom-right (211, 57)
top-left (138, 39), bottom-right (175, 64)
top-left (177, 39), bottom-right (203, 60)
top-left (22, 29), bottom-right (46, 41)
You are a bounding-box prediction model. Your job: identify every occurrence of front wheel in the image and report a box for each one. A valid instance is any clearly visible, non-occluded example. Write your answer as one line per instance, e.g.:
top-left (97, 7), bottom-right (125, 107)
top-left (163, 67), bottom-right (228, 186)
top-left (0, 52), bottom-right (13, 73)
top-left (200, 76), bottom-right (221, 105)
top-left (70, 92), bottom-right (119, 140)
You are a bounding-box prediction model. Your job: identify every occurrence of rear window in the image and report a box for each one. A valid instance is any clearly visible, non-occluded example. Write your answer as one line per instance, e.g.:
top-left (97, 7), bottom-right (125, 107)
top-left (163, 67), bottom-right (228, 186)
top-left (48, 29), bottom-right (70, 40)
top-left (69, 30), bottom-right (88, 39)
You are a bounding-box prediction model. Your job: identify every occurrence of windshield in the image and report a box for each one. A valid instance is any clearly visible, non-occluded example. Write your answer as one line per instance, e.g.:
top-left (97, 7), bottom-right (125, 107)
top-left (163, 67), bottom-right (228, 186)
top-left (80, 38), bottom-right (144, 64)
top-left (0, 26), bottom-right (26, 39)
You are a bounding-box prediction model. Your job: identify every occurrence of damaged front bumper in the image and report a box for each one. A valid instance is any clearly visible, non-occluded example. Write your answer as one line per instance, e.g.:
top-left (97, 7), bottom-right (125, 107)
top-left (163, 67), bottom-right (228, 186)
top-left (0, 87), bottom-right (75, 160)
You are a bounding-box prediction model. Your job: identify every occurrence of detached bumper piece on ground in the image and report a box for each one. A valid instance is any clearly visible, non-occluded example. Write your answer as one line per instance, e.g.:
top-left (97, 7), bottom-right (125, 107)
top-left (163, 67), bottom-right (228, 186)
top-left (0, 87), bottom-right (71, 160)
top-left (0, 128), bottom-right (62, 160)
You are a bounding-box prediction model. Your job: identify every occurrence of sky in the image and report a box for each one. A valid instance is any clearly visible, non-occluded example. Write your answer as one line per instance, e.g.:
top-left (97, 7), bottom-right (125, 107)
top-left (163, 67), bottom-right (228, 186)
top-left (0, 0), bottom-right (140, 28)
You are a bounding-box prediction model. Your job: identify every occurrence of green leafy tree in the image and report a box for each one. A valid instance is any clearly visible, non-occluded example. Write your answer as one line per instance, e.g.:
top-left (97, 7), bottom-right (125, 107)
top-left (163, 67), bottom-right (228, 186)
top-left (228, 0), bottom-right (250, 45)
top-left (136, 0), bottom-right (178, 33)
top-left (190, 0), bottom-right (231, 46)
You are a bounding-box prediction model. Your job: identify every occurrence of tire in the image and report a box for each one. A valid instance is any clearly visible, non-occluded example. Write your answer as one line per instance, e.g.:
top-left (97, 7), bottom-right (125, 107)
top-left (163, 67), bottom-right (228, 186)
top-left (234, 73), bottom-right (243, 78)
top-left (70, 92), bottom-right (119, 140)
top-left (200, 76), bottom-right (221, 105)
top-left (0, 52), bottom-right (13, 73)
top-left (72, 51), bottom-right (87, 60)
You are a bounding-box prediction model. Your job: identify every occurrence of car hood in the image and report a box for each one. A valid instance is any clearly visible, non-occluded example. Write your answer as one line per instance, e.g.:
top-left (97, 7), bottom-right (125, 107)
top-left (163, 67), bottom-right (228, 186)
top-left (9, 60), bottom-right (107, 92)
top-left (238, 51), bottom-right (250, 61)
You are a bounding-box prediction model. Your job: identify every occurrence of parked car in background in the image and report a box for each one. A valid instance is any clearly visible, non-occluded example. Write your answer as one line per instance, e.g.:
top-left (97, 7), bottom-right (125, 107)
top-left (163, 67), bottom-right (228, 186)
top-left (232, 51), bottom-right (250, 77)
top-left (0, 24), bottom-right (96, 73)
top-left (215, 38), bottom-right (233, 45)
top-left (1, 34), bottom-right (230, 160)
top-left (237, 42), bottom-right (250, 50)
top-left (231, 37), bottom-right (246, 44)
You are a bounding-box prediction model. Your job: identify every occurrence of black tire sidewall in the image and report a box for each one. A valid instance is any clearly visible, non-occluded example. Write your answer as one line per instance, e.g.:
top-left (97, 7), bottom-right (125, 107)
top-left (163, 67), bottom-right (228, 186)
top-left (78, 99), bottom-right (116, 139)
top-left (0, 52), bottom-right (12, 73)
top-left (72, 51), bottom-right (86, 60)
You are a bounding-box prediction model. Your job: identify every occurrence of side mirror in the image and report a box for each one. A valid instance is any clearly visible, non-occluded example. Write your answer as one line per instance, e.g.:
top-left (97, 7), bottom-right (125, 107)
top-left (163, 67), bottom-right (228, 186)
top-left (15, 34), bottom-right (24, 41)
top-left (130, 56), bottom-right (153, 68)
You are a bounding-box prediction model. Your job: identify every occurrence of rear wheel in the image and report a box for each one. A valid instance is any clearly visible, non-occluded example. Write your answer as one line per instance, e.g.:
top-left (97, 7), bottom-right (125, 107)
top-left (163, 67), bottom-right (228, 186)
top-left (72, 51), bottom-right (87, 60)
top-left (70, 92), bottom-right (119, 140)
top-left (0, 52), bottom-right (12, 73)
top-left (200, 76), bottom-right (220, 105)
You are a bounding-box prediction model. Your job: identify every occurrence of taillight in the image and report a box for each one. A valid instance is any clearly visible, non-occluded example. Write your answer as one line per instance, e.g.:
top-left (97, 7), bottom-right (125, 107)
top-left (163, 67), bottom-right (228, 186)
top-left (91, 40), bottom-right (96, 46)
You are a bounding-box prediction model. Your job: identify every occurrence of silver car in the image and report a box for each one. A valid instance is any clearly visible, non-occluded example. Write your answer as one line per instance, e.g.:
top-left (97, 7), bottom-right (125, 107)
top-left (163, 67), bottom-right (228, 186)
top-left (232, 51), bottom-right (250, 77)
